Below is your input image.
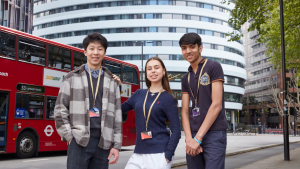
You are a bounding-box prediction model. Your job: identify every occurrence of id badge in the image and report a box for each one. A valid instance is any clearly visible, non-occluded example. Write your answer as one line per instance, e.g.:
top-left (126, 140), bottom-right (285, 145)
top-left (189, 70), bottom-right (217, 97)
top-left (192, 107), bottom-right (200, 117)
top-left (89, 107), bottom-right (100, 118)
top-left (141, 131), bottom-right (152, 140)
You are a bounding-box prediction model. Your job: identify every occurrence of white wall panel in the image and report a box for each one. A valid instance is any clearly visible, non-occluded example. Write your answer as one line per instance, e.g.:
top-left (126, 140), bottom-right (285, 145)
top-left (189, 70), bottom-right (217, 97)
top-left (224, 85), bottom-right (245, 95)
top-left (34, 0), bottom-right (234, 14)
top-left (34, 6), bottom-right (231, 24)
top-left (169, 82), bottom-right (182, 89)
top-left (34, 19), bottom-right (234, 36)
top-left (51, 33), bottom-right (241, 50)
top-left (48, 33), bottom-right (243, 54)
top-left (222, 65), bottom-right (247, 79)
top-left (225, 102), bottom-right (243, 110)
top-left (50, 37), bottom-right (244, 65)
top-left (124, 61), bottom-right (246, 78)
top-left (104, 47), bottom-right (245, 64)
top-left (127, 60), bottom-right (190, 72)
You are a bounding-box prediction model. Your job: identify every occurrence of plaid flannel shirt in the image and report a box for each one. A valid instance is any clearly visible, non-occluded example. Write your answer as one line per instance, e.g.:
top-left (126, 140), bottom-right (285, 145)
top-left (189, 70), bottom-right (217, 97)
top-left (54, 64), bottom-right (122, 150)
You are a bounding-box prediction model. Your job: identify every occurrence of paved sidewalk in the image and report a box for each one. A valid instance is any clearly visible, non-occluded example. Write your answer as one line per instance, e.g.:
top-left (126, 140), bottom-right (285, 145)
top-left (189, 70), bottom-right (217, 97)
top-left (239, 146), bottom-right (300, 169)
top-left (171, 134), bottom-right (300, 168)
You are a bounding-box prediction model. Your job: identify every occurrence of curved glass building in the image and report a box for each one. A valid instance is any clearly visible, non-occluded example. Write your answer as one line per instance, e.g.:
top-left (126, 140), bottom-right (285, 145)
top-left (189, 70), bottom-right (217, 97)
top-left (33, 0), bottom-right (246, 130)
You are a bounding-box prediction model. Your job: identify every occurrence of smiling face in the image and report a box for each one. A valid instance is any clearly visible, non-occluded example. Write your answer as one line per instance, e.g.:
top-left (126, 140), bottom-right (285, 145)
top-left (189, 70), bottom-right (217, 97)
top-left (146, 60), bottom-right (166, 85)
top-left (181, 43), bottom-right (203, 64)
top-left (84, 41), bottom-right (106, 68)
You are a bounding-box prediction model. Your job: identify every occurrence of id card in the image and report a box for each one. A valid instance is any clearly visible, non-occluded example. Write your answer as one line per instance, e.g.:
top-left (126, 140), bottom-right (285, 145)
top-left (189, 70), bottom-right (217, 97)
top-left (192, 107), bottom-right (200, 117)
top-left (141, 131), bottom-right (152, 140)
top-left (89, 107), bottom-right (100, 118)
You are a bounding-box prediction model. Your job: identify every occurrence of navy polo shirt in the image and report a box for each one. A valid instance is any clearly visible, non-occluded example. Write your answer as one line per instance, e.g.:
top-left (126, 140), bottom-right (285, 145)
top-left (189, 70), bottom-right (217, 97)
top-left (181, 57), bottom-right (228, 132)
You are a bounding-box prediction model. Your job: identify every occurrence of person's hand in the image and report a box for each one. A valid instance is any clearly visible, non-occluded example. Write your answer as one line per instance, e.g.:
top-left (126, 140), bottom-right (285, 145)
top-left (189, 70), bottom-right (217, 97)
top-left (68, 139), bottom-right (72, 145)
top-left (166, 158), bottom-right (170, 164)
top-left (196, 145), bottom-right (203, 154)
top-left (185, 138), bottom-right (195, 156)
top-left (108, 148), bottom-right (119, 164)
top-left (186, 138), bottom-right (202, 156)
top-left (112, 74), bottom-right (121, 85)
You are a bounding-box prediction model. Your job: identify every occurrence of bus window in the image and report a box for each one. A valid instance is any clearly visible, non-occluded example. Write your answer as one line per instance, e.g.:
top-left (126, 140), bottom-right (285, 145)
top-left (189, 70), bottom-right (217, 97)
top-left (0, 32), bottom-right (16, 59)
top-left (18, 37), bottom-right (46, 66)
top-left (122, 65), bottom-right (138, 85)
top-left (48, 45), bottom-right (72, 71)
top-left (15, 93), bottom-right (44, 119)
top-left (105, 61), bottom-right (121, 78)
top-left (46, 96), bottom-right (56, 120)
top-left (73, 51), bottom-right (86, 69)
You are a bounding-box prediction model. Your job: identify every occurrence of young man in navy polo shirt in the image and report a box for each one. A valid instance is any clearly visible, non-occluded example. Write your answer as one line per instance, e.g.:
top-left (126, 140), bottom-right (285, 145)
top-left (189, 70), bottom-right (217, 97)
top-left (180, 33), bottom-right (228, 169)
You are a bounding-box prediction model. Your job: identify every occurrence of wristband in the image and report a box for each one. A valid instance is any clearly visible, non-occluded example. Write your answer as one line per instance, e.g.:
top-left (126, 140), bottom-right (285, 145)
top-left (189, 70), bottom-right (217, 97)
top-left (194, 137), bottom-right (202, 144)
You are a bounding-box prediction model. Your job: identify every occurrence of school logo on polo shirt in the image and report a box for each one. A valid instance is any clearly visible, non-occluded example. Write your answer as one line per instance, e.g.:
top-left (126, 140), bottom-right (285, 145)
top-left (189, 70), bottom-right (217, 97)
top-left (200, 72), bottom-right (210, 86)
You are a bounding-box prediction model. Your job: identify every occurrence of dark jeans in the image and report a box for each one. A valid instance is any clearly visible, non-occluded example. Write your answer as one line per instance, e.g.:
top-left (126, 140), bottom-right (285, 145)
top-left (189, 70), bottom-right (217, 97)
top-left (186, 130), bottom-right (227, 169)
top-left (67, 137), bottom-right (110, 169)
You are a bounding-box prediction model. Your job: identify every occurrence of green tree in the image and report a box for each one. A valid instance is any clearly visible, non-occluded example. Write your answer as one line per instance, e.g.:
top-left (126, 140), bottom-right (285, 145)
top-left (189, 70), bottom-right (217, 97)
top-left (242, 97), bottom-right (248, 106)
top-left (248, 96), bottom-right (258, 105)
top-left (221, 0), bottom-right (300, 74)
top-left (257, 100), bottom-right (270, 117)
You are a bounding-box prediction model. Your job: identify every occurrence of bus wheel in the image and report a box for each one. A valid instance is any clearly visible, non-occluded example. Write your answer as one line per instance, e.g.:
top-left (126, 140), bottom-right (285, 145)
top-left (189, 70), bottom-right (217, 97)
top-left (16, 131), bottom-right (37, 158)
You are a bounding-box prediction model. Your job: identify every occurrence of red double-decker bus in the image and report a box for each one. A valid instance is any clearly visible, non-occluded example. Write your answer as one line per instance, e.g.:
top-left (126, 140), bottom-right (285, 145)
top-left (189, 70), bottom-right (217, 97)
top-left (0, 26), bottom-right (139, 158)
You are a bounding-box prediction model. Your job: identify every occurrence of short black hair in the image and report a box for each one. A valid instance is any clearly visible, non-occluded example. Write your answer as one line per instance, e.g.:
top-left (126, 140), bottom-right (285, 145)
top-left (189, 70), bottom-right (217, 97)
top-left (83, 32), bottom-right (108, 51)
top-left (179, 33), bottom-right (202, 47)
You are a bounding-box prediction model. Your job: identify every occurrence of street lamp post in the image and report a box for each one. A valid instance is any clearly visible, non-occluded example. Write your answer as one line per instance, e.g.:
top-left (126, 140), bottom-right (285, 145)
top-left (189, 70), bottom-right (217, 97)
top-left (141, 41), bottom-right (144, 89)
top-left (279, 0), bottom-right (290, 161)
top-left (292, 67), bottom-right (297, 136)
top-left (134, 41), bottom-right (144, 89)
top-left (255, 111), bottom-right (257, 136)
top-left (135, 41), bottom-right (153, 89)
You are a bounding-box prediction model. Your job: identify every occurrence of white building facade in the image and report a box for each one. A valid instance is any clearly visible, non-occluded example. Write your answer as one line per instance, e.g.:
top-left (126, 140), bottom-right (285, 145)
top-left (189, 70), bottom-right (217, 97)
top-left (33, 0), bottom-right (246, 130)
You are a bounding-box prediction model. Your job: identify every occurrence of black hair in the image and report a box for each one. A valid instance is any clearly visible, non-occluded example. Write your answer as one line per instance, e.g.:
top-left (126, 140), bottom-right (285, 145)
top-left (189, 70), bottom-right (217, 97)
top-left (83, 32), bottom-right (108, 51)
top-left (179, 33), bottom-right (202, 47)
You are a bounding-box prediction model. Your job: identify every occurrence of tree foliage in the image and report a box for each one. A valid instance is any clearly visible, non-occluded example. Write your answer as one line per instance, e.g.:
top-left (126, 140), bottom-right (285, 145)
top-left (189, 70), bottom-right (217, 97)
top-left (221, 0), bottom-right (300, 73)
top-left (249, 96), bottom-right (258, 105)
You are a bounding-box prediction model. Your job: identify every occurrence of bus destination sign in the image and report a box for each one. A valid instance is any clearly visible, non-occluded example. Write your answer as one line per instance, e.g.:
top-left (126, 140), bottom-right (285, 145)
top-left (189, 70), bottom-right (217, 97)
top-left (17, 84), bottom-right (45, 94)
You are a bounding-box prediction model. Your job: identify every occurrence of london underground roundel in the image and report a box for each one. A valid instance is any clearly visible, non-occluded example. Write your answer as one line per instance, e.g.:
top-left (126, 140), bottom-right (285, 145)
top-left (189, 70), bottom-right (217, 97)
top-left (44, 125), bottom-right (54, 137)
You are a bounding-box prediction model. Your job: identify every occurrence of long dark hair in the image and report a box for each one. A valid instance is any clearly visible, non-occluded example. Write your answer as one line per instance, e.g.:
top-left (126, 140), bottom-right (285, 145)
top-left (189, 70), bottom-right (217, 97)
top-left (145, 57), bottom-right (175, 99)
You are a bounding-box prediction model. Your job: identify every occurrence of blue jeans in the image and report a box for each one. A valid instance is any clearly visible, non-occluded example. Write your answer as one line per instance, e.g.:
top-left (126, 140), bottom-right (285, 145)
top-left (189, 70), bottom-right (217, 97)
top-left (186, 130), bottom-right (227, 169)
top-left (67, 137), bottom-right (110, 169)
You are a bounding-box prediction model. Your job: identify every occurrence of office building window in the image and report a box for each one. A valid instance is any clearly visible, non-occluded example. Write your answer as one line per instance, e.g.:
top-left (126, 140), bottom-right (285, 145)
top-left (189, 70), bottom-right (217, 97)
top-left (172, 90), bottom-right (182, 100)
top-left (168, 72), bottom-right (186, 82)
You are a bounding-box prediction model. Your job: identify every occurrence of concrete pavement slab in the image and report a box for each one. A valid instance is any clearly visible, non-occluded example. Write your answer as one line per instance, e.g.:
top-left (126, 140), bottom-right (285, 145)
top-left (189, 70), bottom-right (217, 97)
top-left (172, 143), bottom-right (300, 169)
top-left (171, 135), bottom-right (300, 168)
top-left (238, 146), bottom-right (300, 169)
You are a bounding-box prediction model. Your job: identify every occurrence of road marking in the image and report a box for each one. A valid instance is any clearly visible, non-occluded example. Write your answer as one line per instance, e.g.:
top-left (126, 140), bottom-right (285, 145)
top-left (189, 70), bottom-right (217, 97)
top-left (22, 159), bottom-right (49, 163)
